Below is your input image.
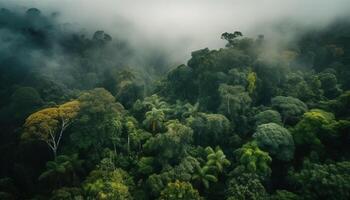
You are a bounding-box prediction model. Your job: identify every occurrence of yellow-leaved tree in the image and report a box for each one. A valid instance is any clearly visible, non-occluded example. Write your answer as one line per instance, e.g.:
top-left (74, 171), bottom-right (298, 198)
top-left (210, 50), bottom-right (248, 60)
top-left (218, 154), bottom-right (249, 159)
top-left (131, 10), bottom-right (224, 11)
top-left (22, 100), bottom-right (80, 159)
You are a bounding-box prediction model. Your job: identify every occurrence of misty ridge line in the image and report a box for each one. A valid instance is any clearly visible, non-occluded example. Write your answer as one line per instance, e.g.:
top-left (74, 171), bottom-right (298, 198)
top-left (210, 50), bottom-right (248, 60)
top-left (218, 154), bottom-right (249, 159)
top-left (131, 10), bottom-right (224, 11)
top-left (2, 0), bottom-right (350, 60)
top-left (0, 1), bottom-right (349, 92)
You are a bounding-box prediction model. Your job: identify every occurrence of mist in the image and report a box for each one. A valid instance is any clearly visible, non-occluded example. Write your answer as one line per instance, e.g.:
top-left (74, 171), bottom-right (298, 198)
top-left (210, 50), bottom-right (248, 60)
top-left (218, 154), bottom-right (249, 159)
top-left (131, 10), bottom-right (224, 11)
top-left (2, 0), bottom-right (350, 63)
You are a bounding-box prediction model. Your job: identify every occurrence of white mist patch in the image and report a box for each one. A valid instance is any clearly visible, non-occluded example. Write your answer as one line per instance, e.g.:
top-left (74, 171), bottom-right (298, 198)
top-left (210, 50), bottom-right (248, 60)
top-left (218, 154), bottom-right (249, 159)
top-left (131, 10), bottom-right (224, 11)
top-left (1, 0), bottom-right (350, 63)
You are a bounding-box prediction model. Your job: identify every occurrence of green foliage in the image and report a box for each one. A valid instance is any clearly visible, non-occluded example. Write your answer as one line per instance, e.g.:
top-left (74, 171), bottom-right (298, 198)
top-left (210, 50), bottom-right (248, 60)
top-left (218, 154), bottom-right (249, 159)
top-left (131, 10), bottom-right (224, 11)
top-left (187, 113), bottom-right (230, 146)
top-left (143, 108), bottom-right (165, 133)
top-left (137, 157), bottom-right (155, 175)
top-left (83, 167), bottom-right (134, 200)
top-left (292, 109), bottom-right (347, 158)
top-left (253, 123), bottom-right (295, 161)
top-left (205, 146), bottom-right (231, 173)
top-left (144, 120), bottom-right (193, 165)
top-left (144, 155), bottom-right (198, 195)
top-left (159, 180), bottom-right (202, 200)
top-left (321, 90), bottom-right (350, 118)
top-left (22, 100), bottom-right (80, 158)
top-left (271, 96), bottom-right (308, 124)
top-left (166, 65), bottom-right (197, 101)
top-left (233, 142), bottom-right (272, 177)
top-left (39, 154), bottom-right (83, 188)
top-left (226, 173), bottom-right (267, 200)
top-left (221, 31), bottom-right (243, 47)
top-left (218, 84), bottom-right (252, 131)
top-left (50, 187), bottom-right (83, 200)
top-left (318, 71), bottom-right (342, 99)
top-left (69, 88), bottom-right (123, 161)
top-left (247, 71), bottom-right (257, 95)
top-left (192, 164), bottom-right (218, 189)
top-left (132, 94), bottom-right (169, 121)
top-left (283, 72), bottom-right (322, 104)
top-left (289, 161), bottom-right (350, 200)
top-left (254, 110), bottom-right (282, 126)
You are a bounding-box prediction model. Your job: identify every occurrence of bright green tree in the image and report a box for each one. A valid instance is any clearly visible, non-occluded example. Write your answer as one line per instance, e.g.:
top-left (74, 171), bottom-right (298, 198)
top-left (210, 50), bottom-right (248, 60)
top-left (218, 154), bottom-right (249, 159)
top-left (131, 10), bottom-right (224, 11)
top-left (205, 147), bottom-right (231, 173)
top-left (292, 109), bottom-right (342, 157)
top-left (84, 167), bottom-right (134, 200)
top-left (233, 142), bottom-right (272, 177)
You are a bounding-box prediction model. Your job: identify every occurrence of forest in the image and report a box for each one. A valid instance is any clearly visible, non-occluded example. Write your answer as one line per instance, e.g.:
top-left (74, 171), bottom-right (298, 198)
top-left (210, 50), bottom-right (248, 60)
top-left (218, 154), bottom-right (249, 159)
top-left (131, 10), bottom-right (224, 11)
top-left (0, 5), bottom-right (350, 200)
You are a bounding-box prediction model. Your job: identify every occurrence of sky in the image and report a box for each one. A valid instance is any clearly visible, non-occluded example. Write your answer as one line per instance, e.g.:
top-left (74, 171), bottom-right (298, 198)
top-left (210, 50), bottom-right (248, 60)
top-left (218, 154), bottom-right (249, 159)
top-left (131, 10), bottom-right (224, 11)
top-left (1, 0), bottom-right (350, 62)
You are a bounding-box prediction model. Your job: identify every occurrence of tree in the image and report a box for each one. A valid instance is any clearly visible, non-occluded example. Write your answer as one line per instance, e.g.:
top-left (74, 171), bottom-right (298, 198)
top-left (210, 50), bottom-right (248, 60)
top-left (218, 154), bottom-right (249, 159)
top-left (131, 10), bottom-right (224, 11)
top-left (247, 71), bottom-right (257, 95)
top-left (116, 81), bottom-right (143, 109)
top-left (218, 84), bottom-right (251, 118)
top-left (50, 187), bottom-right (83, 200)
top-left (144, 120), bottom-right (193, 165)
top-left (205, 147), bottom-right (230, 173)
top-left (225, 173), bottom-right (267, 200)
top-left (117, 69), bottom-right (136, 82)
top-left (69, 88), bottom-right (124, 162)
top-left (192, 164), bottom-right (218, 189)
top-left (166, 65), bottom-right (197, 101)
top-left (187, 113), bottom-right (231, 146)
top-left (39, 154), bottom-right (83, 188)
top-left (254, 110), bottom-right (282, 126)
top-left (84, 167), bottom-right (134, 200)
top-left (159, 180), bottom-right (202, 200)
top-left (143, 94), bottom-right (168, 110)
top-left (292, 109), bottom-right (340, 157)
top-left (322, 91), bottom-right (350, 118)
top-left (26, 8), bottom-right (41, 16)
top-left (271, 96), bottom-right (307, 124)
top-left (137, 157), bottom-right (155, 176)
top-left (143, 108), bottom-right (165, 133)
top-left (108, 117), bottom-right (123, 156)
top-left (22, 100), bottom-right (80, 158)
top-left (11, 86), bottom-right (43, 120)
top-left (253, 123), bottom-right (295, 161)
top-left (318, 71), bottom-right (342, 99)
top-left (218, 84), bottom-right (251, 132)
top-left (146, 156), bottom-right (200, 196)
top-left (92, 30), bottom-right (112, 43)
top-left (284, 72), bottom-right (322, 104)
top-left (112, 69), bottom-right (143, 109)
top-left (289, 161), bottom-right (350, 200)
top-left (182, 102), bottom-right (200, 119)
top-left (233, 142), bottom-right (271, 178)
top-left (221, 31), bottom-right (243, 47)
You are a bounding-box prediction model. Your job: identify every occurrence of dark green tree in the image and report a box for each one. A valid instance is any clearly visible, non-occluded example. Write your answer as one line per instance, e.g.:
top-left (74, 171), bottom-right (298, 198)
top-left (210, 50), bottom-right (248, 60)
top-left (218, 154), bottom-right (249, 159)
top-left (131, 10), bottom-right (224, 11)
top-left (253, 123), bottom-right (295, 161)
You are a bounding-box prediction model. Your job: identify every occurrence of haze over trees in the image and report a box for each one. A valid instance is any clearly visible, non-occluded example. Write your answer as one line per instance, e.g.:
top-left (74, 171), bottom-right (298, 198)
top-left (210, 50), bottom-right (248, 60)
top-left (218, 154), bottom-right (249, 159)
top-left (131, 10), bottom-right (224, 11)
top-left (0, 6), bottom-right (350, 200)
